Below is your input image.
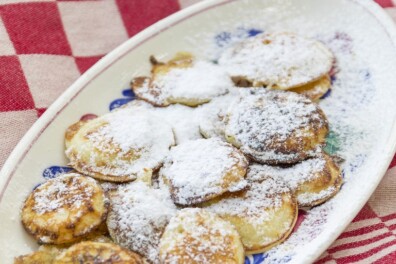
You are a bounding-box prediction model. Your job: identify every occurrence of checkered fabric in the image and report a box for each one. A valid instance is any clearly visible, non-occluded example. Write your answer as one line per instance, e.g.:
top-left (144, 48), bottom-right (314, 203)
top-left (0, 0), bottom-right (395, 263)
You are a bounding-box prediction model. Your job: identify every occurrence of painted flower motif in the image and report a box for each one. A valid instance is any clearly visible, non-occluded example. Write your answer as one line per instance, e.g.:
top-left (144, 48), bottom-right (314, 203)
top-left (109, 88), bottom-right (135, 111)
top-left (245, 253), bottom-right (268, 264)
top-left (324, 130), bottom-right (341, 155)
top-left (42, 166), bottom-right (73, 179)
top-left (214, 28), bottom-right (263, 48)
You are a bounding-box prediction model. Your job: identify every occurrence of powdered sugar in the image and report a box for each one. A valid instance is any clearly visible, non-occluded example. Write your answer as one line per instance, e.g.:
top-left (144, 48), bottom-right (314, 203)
top-left (121, 100), bottom-right (201, 144)
top-left (139, 60), bottom-right (232, 105)
top-left (107, 181), bottom-right (177, 263)
top-left (225, 88), bottom-right (326, 163)
top-left (198, 90), bottom-right (239, 139)
top-left (247, 156), bottom-right (339, 206)
top-left (248, 158), bottom-right (326, 190)
top-left (100, 181), bottom-right (120, 193)
top-left (205, 176), bottom-right (291, 227)
top-left (68, 108), bottom-right (175, 178)
top-left (32, 174), bottom-right (96, 215)
top-left (119, 92), bottom-right (240, 145)
top-left (297, 187), bottom-right (336, 205)
top-left (219, 32), bottom-right (334, 89)
top-left (160, 208), bottom-right (241, 263)
top-left (160, 138), bottom-right (248, 205)
top-left (98, 110), bottom-right (161, 152)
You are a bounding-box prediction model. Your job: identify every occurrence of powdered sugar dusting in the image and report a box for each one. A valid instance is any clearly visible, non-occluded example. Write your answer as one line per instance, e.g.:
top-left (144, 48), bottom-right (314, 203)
top-left (225, 88), bottom-right (326, 163)
top-left (140, 60), bottom-right (232, 105)
top-left (206, 176), bottom-right (291, 227)
top-left (298, 187), bottom-right (336, 205)
top-left (121, 100), bottom-right (201, 144)
top-left (247, 157), bottom-right (337, 206)
top-left (198, 89), bottom-right (239, 139)
top-left (71, 108), bottom-right (175, 178)
top-left (121, 94), bottom-right (240, 144)
top-left (107, 181), bottom-right (177, 263)
top-left (219, 32), bottom-right (334, 89)
top-left (160, 138), bottom-right (248, 205)
top-left (32, 174), bottom-right (96, 215)
top-left (100, 181), bottom-right (120, 193)
top-left (160, 208), bottom-right (241, 263)
top-left (248, 158), bottom-right (326, 190)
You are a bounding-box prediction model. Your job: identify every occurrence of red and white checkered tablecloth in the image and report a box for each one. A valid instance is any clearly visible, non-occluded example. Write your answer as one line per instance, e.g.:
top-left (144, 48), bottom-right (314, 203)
top-left (0, 0), bottom-right (395, 263)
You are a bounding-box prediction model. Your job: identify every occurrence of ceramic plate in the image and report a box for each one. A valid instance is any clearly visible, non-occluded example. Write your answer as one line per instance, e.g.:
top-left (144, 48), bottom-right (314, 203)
top-left (2, 0), bottom-right (396, 263)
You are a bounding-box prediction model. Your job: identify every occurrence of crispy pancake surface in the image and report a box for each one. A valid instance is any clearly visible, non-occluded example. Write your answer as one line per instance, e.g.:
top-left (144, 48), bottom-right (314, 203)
top-left (219, 32), bottom-right (334, 89)
top-left (107, 181), bottom-right (177, 263)
top-left (289, 75), bottom-right (331, 102)
top-left (160, 138), bottom-right (249, 206)
top-left (198, 92), bottom-right (239, 139)
top-left (225, 88), bottom-right (328, 164)
top-left (65, 108), bottom-right (175, 182)
top-left (204, 176), bottom-right (297, 254)
top-left (14, 251), bottom-right (56, 264)
top-left (37, 222), bottom-right (112, 255)
top-left (159, 208), bottom-right (244, 264)
top-left (248, 153), bottom-right (343, 207)
top-left (132, 54), bottom-right (232, 107)
top-left (21, 173), bottom-right (108, 244)
top-left (53, 241), bottom-right (145, 264)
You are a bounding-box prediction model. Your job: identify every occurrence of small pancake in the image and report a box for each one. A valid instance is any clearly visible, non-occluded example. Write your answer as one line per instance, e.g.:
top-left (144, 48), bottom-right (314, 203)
top-left (219, 32), bottom-right (334, 90)
top-left (230, 73), bottom-right (332, 103)
top-left (53, 241), bottom-right (144, 264)
top-left (160, 138), bottom-right (249, 206)
top-left (21, 173), bottom-right (108, 244)
top-left (131, 53), bottom-right (232, 107)
top-left (203, 176), bottom-right (297, 254)
top-left (248, 153), bottom-right (343, 207)
top-left (65, 108), bottom-right (175, 182)
top-left (289, 75), bottom-right (331, 102)
top-left (225, 88), bottom-right (328, 164)
top-left (116, 99), bottom-right (203, 145)
top-left (198, 92), bottom-right (238, 139)
top-left (37, 222), bottom-right (112, 256)
top-left (107, 181), bottom-right (177, 263)
top-left (159, 208), bottom-right (244, 264)
top-left (14, 251), bottom-right (56, 264)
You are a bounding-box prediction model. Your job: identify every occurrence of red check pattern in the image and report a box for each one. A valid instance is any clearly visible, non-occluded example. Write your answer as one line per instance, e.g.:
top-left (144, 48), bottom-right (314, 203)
top-left (0, 0), bottom-right (395, 263)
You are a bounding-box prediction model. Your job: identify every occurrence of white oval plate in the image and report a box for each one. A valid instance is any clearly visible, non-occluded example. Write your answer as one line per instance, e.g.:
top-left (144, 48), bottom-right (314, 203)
top-left (2, 0), bottom-right (396, 263)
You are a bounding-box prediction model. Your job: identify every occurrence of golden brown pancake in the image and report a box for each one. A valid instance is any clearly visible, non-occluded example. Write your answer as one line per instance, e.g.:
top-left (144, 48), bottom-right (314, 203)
top-left (159, 208), bottom-right (244, 264)
top-left (131, 53), bottom-right (231, 107)
top-left (53, 241), bottom-right (145, 264)
top-left (219, 32), bottom-right (334, 90)
top-left (289, 75), bottom-right (331, 102)
top-left (14, 251), bottom-right (56, 264)
top-left (248, 153), bottom-right (343, 207)
top-left (65, 108), bottom-right (175, 182)
top-left (160, 138), bottom-right (249, 206)
top-left (203, 176), bottom-right (297, 254)
top-left (107, 181), bottom-right (177, 263)
top-left (225, 88), bottom-right (328, 164)
top-left (21, 173), bottom-right (108, 244)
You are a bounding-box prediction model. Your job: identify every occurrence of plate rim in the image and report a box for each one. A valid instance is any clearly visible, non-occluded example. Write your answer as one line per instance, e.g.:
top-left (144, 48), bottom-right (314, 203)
top-left (1, 0), bottom-right (396, 263)
top-left (295, 0), bottom-right (396, 262)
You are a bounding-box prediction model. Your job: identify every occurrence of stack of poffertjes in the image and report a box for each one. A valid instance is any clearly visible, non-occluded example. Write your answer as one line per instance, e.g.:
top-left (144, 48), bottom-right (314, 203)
top-left (16, 33), bottom-right (343, 264)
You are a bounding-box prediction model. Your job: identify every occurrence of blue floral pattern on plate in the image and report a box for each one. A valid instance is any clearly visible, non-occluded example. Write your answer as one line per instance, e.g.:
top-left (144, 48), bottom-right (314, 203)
top-left (109, 88), bottom-right (135, 111)
top-left (42, 166), bottom-right (73, 179)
